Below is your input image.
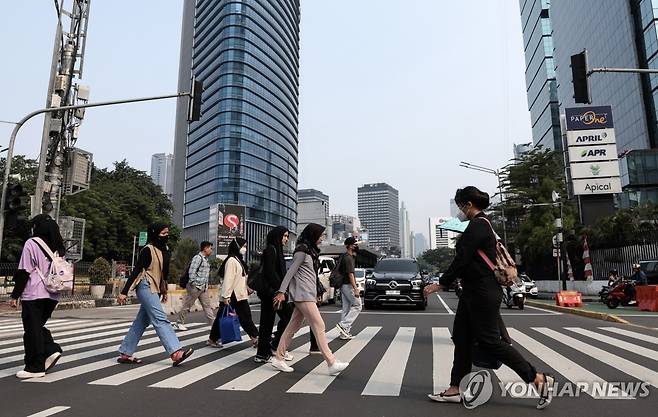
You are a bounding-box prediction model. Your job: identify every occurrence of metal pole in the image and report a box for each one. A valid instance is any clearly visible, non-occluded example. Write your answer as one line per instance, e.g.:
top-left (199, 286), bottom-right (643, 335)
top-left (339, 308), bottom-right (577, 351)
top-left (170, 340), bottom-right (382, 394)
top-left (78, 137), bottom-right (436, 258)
top-left (589, 67), bottom-right (658, 75)
top-left (0, 91), bottom-right (189, 257)
top-left (131, 235), bottom-right (136, 269)
top-left (496, 172), bottom-right (508, 246)
top-left (560, 201), bottom-right (566, 291)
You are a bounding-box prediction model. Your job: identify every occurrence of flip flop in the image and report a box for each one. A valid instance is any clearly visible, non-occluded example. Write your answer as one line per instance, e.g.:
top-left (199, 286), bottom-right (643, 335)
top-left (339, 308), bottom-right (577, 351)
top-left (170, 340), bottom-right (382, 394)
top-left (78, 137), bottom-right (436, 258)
top-left (172, 347), bottom-right (194, 367)
top-left (117, 355), bottom-right (143, 364)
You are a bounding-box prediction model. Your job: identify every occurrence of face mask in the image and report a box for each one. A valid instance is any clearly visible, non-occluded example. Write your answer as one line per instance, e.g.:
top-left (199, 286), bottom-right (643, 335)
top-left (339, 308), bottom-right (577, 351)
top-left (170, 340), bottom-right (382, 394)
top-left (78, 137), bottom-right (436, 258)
top-left (239, 247), bottom-right (247, 256)
top-left (158, 235), bottom-right (169, 244)
top-left (457, 210), bottom-right (468, 222)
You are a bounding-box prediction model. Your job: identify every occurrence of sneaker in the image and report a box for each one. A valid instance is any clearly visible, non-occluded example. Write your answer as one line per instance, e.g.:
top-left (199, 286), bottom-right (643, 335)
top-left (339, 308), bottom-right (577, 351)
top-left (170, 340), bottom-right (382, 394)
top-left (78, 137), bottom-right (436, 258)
top-left (45, 352), bottom-right (62, 372)
top-left (172, 322), bottom-right (188, 331)
top-left (206, 339), bottom-right (222, 348)
top-left (254, 355), bottom-right (271, 364)
top-left (16, 370), bottom-right (46, 379)
top-left (327, 361), bottom-right (349, 375)
top-left (339, 333), bottom-right (353, 340)
top-left (428, 392), bottom-right (462, 403)
top-left (335, 323), bottom-right (350, 338)
top-left (536, 374), bottom-right (555, 410)
top-left (309, 349), bottom-right (322, 355)
top-left (271, 358), bottom-right (294, 373)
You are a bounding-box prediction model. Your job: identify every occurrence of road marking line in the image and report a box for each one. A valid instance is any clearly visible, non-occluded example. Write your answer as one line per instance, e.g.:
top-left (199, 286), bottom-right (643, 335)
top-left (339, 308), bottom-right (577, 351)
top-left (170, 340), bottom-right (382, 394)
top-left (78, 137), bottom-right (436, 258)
top-left (217, 328), bottom-right (340, 391)
top-left (26, 406), bottom-right (71, 417)
top-left (524, 305), bottom-right (563, 315)
top-left (567, 327), bottom-right (658, 363)
top-left (432, 327), bottom-right (454, 395)
top-left (287, 326), bottom-right (381, 394)
top-left (0, 321), bottom-right (132, 348)
top-left (600, 327), bottom-right (658, 345)
top-left (537, 327), bottom-right (658, 390)
top-left (507, 328), bottom-right (628, 399)
top-left (362, 327), bottom-right (415, 396)
top-left (0, 320), bottom-right (99, 336)
top-left (21, 325), bottom-right (207, 382)
top-left (0, 319), bottom-right (20, 325)
top-left (0, 319), bottom-right (74, 333)
top-left (436, 294), bottom-right (454, 315)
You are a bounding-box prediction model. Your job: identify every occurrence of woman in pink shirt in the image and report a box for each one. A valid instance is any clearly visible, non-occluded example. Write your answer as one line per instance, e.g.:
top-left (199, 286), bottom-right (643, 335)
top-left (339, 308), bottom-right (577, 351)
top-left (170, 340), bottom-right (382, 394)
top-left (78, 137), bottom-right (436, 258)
top-left (10, 214), bottom-right (65, 379)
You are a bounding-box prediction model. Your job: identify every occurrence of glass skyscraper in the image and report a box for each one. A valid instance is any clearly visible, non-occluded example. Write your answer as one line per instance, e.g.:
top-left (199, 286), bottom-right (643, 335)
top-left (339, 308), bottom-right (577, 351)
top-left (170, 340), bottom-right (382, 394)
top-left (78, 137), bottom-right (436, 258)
top-left (173, 0), bottom-right (301, 246)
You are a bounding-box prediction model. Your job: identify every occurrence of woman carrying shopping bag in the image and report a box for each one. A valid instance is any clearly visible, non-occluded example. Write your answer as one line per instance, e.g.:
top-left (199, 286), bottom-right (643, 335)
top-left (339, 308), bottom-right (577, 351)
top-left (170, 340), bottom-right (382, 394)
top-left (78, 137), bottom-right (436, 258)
top-left (208, 238), bottom-right (259, 347)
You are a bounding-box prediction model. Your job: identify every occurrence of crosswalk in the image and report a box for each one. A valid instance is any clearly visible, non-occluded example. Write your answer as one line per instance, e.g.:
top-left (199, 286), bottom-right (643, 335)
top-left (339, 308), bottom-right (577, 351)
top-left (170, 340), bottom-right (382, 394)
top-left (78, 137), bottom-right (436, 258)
top-left (1, 317), bottom-right (658, 400)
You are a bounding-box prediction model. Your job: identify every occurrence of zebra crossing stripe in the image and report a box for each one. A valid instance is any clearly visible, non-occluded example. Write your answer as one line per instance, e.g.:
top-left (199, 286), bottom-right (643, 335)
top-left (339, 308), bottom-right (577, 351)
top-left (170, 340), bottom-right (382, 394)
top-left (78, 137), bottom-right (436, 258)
top-left (287, 326), bottom-right (381, 394)
top-left (0, 320), bottom-right (128, 347)
top-left (567, 328), bottom-right (658, 364)
top-left (600, 327), bottom-right (658, 345)
top-left (217, 327), bottom-right (338, 391)
top-left (536, 327), bottom-right (658, 389)
top-left (0, 320), bottom-right (95, 336)
top-left (362, 327), bottom-right (415, 396)
top-left (0, 319), bottom-right (73, 333)
top-left (25, 406), bottom-right (71, 417)
top-left (0, 319), bottom-right (20, 325)
top-left (432, 327), bottom-right (454, 396)
top-left (506, 329), bottom-right (621, 399)
top-left (23, 326), bottom-right (209, 383)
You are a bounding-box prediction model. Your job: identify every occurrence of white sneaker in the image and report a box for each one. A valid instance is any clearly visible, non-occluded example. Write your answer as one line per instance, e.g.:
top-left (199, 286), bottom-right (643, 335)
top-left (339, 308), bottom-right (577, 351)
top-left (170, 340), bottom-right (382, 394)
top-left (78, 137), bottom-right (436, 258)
top-left (45, 352), bottom-right (62, 372)
top-left (327, 361), bottom-right (349, 375)
top-left (16, 370), bottom-right (46, 379)
top-left (537, 374), bottom-right (555, 410)
top-left (428, 392), bottom-right (462, 403)
top-left (283, 351), bottom-right (294, 361)
top-left (335, 324), bottom-right (350, 338)
top-left (271, 358), bottom-right (294, 373)
top-left (339, 333), bottom-right (353, 340)
top-left (172, 322), bottom-right (188, 331)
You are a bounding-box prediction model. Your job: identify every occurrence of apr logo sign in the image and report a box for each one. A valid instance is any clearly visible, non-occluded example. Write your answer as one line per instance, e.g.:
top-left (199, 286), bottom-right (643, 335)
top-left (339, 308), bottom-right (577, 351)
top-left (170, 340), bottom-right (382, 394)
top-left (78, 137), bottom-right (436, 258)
top-left (580, 149), bottom-right (607, 158)
top-left (565, 106), bottom-right (614, 130)
top-left (568, 144), bottom-right (617, 163)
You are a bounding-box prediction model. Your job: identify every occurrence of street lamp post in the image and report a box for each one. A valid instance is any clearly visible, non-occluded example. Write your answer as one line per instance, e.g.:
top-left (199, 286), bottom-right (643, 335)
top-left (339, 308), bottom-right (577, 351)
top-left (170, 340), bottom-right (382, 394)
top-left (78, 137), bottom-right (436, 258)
top-left (459, 161), bottom-right (508, 246)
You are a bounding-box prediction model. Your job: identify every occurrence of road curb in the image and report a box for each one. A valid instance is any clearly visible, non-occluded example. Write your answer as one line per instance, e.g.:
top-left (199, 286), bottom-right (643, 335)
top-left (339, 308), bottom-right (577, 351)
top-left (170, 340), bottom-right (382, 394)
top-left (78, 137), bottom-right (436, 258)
top-left (525, 300), bottom-right (630, 324)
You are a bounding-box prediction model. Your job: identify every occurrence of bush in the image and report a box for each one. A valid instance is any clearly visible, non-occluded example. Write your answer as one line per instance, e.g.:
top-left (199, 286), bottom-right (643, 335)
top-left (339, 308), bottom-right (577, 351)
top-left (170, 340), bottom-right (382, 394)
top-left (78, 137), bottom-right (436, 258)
top-left (89, 257), bottom-right (112, 285)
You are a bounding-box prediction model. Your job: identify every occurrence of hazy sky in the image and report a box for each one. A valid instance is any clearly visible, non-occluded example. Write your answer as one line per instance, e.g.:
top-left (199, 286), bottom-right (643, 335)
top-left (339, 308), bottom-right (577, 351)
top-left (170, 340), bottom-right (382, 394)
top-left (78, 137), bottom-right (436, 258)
top-left (1, 1), bottom-right (531, 238)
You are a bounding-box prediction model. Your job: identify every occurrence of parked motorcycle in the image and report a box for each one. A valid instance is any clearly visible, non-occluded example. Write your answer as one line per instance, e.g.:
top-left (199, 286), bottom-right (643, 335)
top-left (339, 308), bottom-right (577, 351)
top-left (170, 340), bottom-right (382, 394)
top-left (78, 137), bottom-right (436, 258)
top-left (502, 280), bottom-right (525, 309)
top-left (598, 286), bottom-right (611, 303)
top-left (606, 280), bottom-right (637, 309)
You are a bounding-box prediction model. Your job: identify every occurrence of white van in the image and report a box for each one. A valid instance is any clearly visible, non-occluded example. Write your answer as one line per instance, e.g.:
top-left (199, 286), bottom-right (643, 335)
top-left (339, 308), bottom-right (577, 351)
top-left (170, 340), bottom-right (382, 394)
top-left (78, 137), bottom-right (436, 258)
top-left (285, 255), bottom-right (337, 304)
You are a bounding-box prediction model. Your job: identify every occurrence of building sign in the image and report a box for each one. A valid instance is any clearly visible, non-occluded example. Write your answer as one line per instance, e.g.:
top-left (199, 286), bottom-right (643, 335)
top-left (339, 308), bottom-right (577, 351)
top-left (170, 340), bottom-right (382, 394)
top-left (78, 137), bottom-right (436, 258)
top-left (565, 106), bottom-right (614, 130)
top-left (566, 128), bottom-right (616, 146)
top-left (209, 204), bottom-right (246, 256)
top-left (570, 160), bottom-right (621, 179)
top-left (567, 144), bottom-right (618, 163)
top-left (572, 178), bottom-right (622, 195)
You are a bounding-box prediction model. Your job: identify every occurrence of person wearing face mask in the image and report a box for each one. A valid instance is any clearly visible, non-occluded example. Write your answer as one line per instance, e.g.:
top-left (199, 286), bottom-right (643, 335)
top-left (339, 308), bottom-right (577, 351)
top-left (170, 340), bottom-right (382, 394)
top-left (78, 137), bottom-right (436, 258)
top-left (271, 223), bottom-right (349, 375)
top-left (424, 187), bottom-right (555, 409)
top-left (335, 236), bottom-right (362, 340)
top-left (208, 238), bottom-right (259, 348)
top-left (117, 223), bottom-right (194, 366)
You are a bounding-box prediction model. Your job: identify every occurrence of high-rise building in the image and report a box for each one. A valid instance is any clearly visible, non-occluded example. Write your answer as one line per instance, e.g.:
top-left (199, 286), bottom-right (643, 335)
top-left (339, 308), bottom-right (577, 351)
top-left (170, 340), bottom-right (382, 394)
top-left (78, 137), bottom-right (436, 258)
top-left (150, 153), bottom-right (174, 199)
top-left (331, 214), bottom-right (360, 240)
top-left (519, 0), bottom-right (562, 150)
top-left (296, 189), bottom-right (331, 238)
top-left (414, 233), bottom-right (428, 257)
top-left (513, 142), bottom-right (533, 159)
top-left (429, 217), bottom-right (458, 250)
top-left (172, 0), bottom-right (301, 250)
top-left (399, 201), bottom-right (412, 258)
top-left (449, 199), bottom-right (460, 218)
top-left (358, 183), bottom-right (400, 250)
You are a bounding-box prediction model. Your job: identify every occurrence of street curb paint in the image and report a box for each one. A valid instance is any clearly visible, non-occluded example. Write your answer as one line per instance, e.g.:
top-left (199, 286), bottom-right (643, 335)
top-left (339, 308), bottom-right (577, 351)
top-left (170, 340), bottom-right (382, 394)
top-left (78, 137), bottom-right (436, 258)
top-left (525, 300), bottom-right (629, 324)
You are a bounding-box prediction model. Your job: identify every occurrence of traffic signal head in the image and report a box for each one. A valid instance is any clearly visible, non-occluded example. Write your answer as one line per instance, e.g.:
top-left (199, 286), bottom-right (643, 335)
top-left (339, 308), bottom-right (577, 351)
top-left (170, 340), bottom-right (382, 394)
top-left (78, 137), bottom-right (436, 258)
top-left (188, 78), bottom-right (204, 122)
top-left (3, 183), bottom-right (28, 227)
top-left (571, 50), bottom-right (591, 104)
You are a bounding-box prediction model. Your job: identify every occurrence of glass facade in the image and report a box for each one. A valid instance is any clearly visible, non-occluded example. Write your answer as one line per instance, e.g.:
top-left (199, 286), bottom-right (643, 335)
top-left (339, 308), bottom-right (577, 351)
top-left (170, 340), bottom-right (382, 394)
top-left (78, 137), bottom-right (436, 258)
top-left (183, 0), bottom-right (301, 233)
top-left (519, 0), bottom-right (562, 150)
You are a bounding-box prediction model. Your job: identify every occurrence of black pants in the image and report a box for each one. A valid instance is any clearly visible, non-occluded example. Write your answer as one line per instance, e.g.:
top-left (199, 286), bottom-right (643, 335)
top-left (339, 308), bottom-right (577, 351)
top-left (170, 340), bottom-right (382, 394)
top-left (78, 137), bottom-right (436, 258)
top-left (210, 294), bottom-right (259, 342)
top-left (450, 287), bottom-right (536, 387)
top-left (257, 295), bottom-right (318, 357)
top-left (21, 298), bottom-right (62, 373)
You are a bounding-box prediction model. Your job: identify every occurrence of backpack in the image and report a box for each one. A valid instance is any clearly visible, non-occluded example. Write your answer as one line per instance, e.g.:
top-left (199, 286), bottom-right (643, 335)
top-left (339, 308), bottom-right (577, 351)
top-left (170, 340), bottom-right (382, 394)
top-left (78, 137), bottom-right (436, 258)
top-left (179, 255), bottom-right (202, 288)
top-left (31, 237), bottom-right (74, 294)
top-left (476, 218), bottom-right (518, 287)
top-left (329, 254), bottom-right (346, 289)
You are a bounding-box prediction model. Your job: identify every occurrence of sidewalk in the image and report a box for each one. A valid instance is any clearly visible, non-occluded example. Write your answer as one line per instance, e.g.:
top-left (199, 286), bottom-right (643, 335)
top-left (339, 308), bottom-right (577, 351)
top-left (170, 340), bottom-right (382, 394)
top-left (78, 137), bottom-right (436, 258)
top-left (526, 298), bottom-right (658, 328)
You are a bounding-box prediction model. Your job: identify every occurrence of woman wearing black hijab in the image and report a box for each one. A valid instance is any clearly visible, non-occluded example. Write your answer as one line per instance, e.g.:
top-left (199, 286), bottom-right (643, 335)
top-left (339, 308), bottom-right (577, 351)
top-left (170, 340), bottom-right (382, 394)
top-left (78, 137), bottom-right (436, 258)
top-left (117, 222), bottom-right (194, 366)
top-left (271, 224), bottom-right (349, 375)
top-left (10, 215), bottom-right (66, 379)
top-left (208, 237), bottom-right (259, 347)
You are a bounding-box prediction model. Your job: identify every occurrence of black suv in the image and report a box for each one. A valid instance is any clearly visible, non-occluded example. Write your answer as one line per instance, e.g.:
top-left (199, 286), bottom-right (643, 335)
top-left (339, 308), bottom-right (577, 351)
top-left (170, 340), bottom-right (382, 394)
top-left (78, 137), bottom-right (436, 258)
top-left (364, 258), bottom-right (427, 310)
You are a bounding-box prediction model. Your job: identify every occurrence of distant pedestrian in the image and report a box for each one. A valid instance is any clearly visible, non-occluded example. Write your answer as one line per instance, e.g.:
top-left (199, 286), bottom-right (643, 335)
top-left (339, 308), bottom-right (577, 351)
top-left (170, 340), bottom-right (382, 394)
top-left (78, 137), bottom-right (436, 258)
top-left (335, 237), bottom-right (362, 340)
top-left (117, 223), bottom-right (194, 366)
top-left (173, 241), bottom-right (216, 331)
top-left (272, 223), bottom-right (349, 375)
top-left (10, 214), bottom-right (65, 379)
top-left (630, 264), bottom-right (648, 286)
top-left (208, 238), bottom-right (259, 348)
top-left (424, 186), bottom-right (555, 409)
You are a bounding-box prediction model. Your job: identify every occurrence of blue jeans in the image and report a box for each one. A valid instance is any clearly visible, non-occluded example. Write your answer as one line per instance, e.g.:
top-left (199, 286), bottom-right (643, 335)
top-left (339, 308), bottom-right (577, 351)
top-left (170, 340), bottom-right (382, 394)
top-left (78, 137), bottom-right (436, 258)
top-left (119, 279), bottom-right (181, 356)
top-left (339, 284), bottom-right (362, 333)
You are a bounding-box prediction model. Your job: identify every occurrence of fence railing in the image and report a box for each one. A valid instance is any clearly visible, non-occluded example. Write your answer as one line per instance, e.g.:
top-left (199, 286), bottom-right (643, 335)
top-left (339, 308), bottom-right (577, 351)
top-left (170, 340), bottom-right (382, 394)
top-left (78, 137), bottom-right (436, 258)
top-left (590, 243), bottom-right (658, 278)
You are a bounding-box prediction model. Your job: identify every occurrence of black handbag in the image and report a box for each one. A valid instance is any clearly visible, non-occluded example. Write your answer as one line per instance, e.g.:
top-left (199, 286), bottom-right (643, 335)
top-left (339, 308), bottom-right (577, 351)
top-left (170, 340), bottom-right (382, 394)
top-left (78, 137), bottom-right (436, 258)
top-left (316, 276), bottom-right (327, 297)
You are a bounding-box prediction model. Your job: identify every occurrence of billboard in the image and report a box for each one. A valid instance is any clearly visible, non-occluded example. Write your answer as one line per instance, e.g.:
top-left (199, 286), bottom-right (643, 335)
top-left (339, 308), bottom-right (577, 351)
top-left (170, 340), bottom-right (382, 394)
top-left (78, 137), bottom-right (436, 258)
top-left (213, 204), bottom-right (246, 256)
top-left (570, 160), bottom-right (621, 179)
top-left (572, 178), bottom-right (622, 195)
top-left (567, 144), bottom-right (618, 163)
top-left (565, 106), bottom-right (614, 130)
top-left (566, 128), bottom-right (616, 147)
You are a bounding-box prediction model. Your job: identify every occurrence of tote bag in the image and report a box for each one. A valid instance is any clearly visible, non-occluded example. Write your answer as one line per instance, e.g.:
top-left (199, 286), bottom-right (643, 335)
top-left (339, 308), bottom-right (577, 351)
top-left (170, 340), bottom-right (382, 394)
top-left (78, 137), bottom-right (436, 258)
top-left (219, 305), bottom-right (242, 344)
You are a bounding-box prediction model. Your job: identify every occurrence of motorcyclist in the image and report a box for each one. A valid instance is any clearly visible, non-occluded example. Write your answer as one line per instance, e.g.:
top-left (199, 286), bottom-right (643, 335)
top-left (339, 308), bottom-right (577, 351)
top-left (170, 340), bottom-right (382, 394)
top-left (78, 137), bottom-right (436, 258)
top-left (607, 269), bottom-right (620, 287)
top-left (630, 264), bottom-right (648, 286)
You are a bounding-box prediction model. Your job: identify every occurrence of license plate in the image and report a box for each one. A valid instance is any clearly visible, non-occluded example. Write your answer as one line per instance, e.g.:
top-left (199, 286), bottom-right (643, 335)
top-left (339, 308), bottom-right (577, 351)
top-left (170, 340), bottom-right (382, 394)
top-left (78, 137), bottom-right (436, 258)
top-left (386, 290), bottom-right (400, 295)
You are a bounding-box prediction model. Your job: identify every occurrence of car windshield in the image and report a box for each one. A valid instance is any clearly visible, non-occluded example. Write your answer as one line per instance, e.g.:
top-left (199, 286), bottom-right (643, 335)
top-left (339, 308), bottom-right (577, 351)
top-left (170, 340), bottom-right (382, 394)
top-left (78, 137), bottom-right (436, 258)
top-left (375, 260), bottom-right (419, 273)
top-left (521, 275), bottom-right (531, 283)
top-left (355, 270), bottom-right (366, 278)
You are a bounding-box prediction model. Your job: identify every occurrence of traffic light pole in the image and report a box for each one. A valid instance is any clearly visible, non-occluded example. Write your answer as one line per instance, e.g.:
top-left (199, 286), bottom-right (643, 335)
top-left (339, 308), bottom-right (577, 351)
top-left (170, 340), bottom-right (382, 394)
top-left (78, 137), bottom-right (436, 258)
top-left (0, 91), bottom-right (190, 257)
top-left (589, 67), bottom-right (658, 75)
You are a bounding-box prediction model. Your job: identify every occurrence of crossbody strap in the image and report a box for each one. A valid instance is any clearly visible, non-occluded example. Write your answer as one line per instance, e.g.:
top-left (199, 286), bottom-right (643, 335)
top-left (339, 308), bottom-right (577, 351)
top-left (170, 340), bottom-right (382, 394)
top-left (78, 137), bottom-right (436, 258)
top-left (31, 237), bottom-right (57, 260)
top-left (473, 217), bottom-right (497, 272)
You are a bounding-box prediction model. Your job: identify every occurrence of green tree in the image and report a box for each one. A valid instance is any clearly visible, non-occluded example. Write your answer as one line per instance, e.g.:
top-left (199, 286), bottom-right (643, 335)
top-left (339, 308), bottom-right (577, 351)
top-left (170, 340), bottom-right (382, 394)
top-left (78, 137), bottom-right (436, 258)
top-left (89, 257), bottom-right (112, 285)
top-left (418, 248), bottom-right (456, 273)
top-left (169, 237), bottom-right (199, 282)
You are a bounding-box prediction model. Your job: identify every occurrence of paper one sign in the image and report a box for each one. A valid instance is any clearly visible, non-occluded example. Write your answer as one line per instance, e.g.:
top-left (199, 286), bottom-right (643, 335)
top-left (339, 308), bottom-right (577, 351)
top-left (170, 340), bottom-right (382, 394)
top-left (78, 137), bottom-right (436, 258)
top-left (565, 106), bottom-right (614, 130)
top-left (570, 160), bottom-right (620, 179)
top-left (566, 128), bottom-right (616, 147)
top-left (215, 204), bottom-right (246, 256)
top-left (568, 144), bottom-right (618, 163)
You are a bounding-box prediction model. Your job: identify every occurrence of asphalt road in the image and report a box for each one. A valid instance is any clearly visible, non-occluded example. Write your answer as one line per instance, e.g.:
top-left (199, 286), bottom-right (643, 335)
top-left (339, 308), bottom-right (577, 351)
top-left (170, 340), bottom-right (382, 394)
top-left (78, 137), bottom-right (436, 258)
top-left (2, 292), bottom-right (658, 417)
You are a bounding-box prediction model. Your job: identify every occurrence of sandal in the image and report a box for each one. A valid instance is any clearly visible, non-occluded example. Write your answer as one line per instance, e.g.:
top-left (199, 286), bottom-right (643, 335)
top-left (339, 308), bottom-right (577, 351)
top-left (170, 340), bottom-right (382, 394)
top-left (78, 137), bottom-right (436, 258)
top-left (536, 373), bottom-right (555, 410)
top-left (117, 354), bottom-right (143, 364)
top-left (171, 347), bottom-right (194, 367)
top-left (251, 337), bottom-right (259, 348)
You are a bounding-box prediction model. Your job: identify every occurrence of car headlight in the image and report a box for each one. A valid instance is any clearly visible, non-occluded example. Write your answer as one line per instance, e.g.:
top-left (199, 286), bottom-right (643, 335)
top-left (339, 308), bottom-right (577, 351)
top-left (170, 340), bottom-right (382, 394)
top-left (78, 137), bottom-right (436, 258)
top-left (411, 279), bottom-right (422, 289)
